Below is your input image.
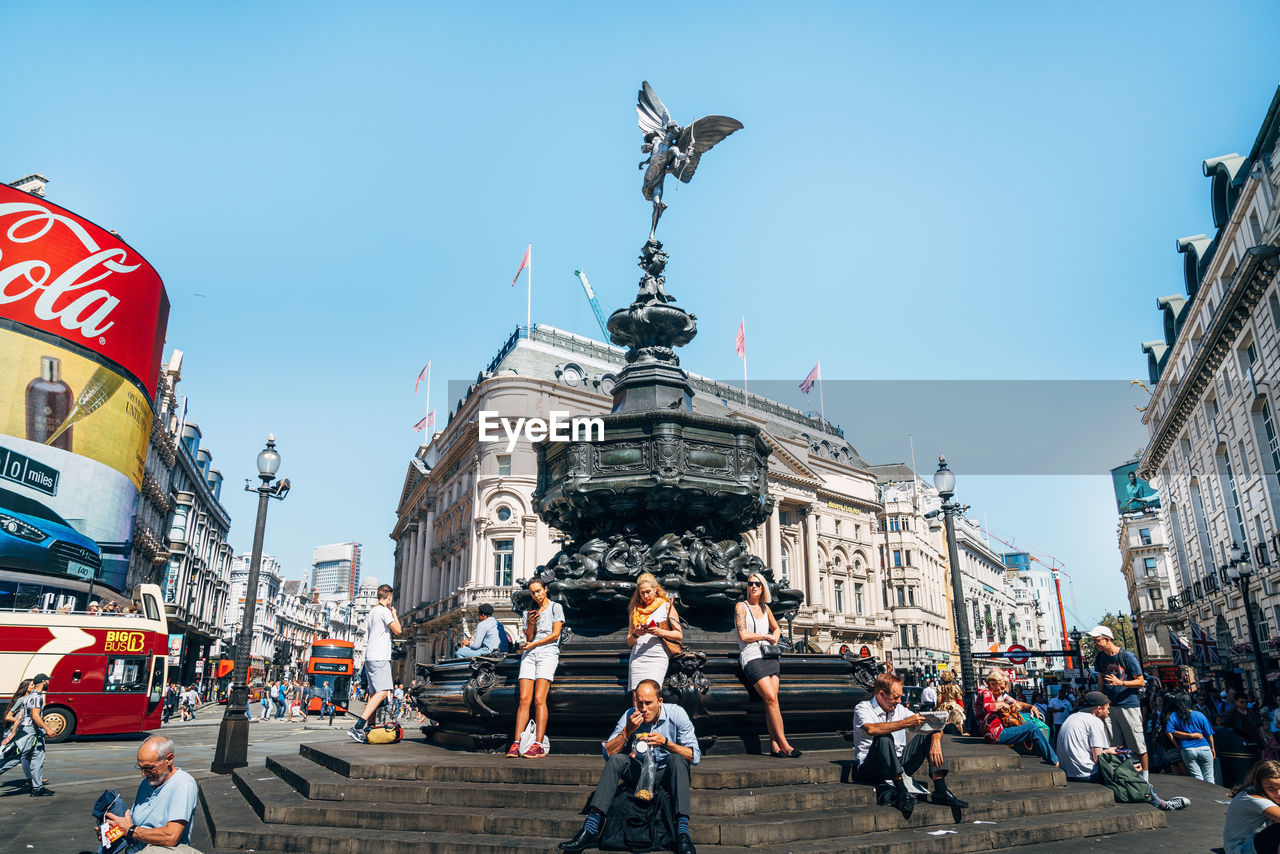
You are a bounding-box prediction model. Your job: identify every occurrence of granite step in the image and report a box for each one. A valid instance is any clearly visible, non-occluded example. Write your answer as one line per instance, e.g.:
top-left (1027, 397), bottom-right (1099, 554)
top-left (267, 751), bottom-right (1064, 815)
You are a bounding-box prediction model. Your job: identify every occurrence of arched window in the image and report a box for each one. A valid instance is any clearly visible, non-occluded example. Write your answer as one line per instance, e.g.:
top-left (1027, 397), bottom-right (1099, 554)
top-left (781, 546), bottom-right (791, 576)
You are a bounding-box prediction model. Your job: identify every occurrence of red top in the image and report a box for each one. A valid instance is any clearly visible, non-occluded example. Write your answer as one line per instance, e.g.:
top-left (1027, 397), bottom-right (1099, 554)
top-left (977, 686), bottom-right (1014, 743)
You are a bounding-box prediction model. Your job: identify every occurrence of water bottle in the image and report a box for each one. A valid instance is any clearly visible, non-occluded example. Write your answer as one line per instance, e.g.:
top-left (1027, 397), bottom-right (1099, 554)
top-left (633, 739), bottom-right (658, 802)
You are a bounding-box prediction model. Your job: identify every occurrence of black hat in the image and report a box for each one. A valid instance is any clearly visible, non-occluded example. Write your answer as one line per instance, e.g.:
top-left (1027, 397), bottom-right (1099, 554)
top-left (478, 603), bottom-right (495, 617)
top-left (1082, 691), bottom-right (1109, 709)
top-left (32, 673), bottom-right (50, 684)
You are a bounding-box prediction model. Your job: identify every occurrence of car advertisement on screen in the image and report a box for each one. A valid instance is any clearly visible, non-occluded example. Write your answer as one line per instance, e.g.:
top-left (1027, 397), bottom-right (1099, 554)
top-left (0, 186), bottom-right (169, 593)
top-left (1111, 460), bottom-right (1161, 515)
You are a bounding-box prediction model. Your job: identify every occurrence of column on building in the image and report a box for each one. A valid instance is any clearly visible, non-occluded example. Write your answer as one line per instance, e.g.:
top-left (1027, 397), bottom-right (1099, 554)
top-left (401, 525), bottom-right (416, 606)
top-left (414, 515), bottom-right (428, 606)
top-left (473, 518), bottom-right (489, 586)
top-left (423, 508), bottom-right (436, 602)
top-left (522, 516), bottom-right (538, 583)
top-left (804, 505), bottom-right (821, 607)
top-left (769, 503), bottom-right (783, 574)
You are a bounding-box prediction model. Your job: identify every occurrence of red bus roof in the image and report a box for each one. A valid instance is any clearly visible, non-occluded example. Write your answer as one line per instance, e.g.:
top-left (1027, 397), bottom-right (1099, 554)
top-left (311, 638), bottom-right (354, 648)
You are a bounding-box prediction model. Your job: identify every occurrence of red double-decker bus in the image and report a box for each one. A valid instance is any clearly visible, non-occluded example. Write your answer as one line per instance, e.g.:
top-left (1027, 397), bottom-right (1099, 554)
top-left (306, 637), bottom-right (353, 715)
top-left (0, 581), bottom-right (167, 742)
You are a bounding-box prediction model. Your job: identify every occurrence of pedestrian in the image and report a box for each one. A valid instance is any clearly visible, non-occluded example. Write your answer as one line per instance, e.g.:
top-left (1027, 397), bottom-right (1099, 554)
top-left (627, 572), bottom-right (681, 691)
top-left (162, 683), bottom-right (179, 725)
top-left (103, 734), bottom-right (200, 852)
top-left (1055, 691), bottom-right (1189, 811)
top-left (977, 670), bottom-right (1057, 764)
top-left (851, 672), bottom-right (967, 820)
top-left (920, 680), bottom-right (938, 712)
top-left (348, 584), bottom-right (403, 743)
top-left (734, 571), bottom-right (800, 758)
top-left (0, 674), bottom-right (53, 796)
top-left (505, 578), bottom-right (563, 759)
top-left (179, 686), bottom-right (199, 721)
top-left (1226, 694), bottom-right (1267, 748)
top-left (1165, 691), bottom-right (1217, 784)
top-left (1225, 760), bottom-right (1280, 854)
top-left (392, 684), bottom-right (405, 719)
top-left (259, 682), bottom-right (273, 721)
top-left (457, 602), bottom-right (503, 658)
top-left (936, 670), bottom-right (966, 734)
top-left (557, 679), bottom-right (698, 854)
top-left (1089, 624), bottom-right (1151, 780)
top-left (275, 681), bottom-right (288, 720)
top-left (320, 680), bottom-right (334, 722)
top-left (1047, 686), bottom-right (1071, 743)
top-left (289, 686), bottom-right (306, 722)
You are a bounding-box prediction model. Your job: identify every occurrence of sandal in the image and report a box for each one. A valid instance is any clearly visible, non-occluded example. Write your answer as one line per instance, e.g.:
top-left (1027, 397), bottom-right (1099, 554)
top-left (769, 748), bottom-right (803, 758)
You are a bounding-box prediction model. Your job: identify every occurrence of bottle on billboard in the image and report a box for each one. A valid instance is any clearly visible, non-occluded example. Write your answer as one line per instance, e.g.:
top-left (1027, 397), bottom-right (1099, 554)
top-left (25, 357), bottom-right (73, 450)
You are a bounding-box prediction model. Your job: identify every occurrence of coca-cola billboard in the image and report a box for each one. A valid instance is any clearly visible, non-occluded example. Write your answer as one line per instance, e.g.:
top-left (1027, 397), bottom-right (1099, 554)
top-left (0, 186), bottom-right (170, 595)
top-left (0, 185), bottom-right (169, 398)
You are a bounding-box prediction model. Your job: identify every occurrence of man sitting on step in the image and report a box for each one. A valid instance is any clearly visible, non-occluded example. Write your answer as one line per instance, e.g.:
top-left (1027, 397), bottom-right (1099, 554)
top-left (559, 679), bottom-right (698, 854)
top-left (851, 672), bottom-right (968, 820)
top-left (1056, 691), bottom-right (1189, 812)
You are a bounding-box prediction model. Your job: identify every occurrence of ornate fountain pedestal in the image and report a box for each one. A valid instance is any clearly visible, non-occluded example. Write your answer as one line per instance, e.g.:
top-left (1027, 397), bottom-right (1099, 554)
top-left (417, 238), bottom-right (875, 752)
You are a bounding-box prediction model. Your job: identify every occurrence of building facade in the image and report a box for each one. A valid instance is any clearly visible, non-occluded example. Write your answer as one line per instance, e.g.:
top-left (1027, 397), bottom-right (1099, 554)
top-left (311, 542), bottom-right (362, 601)
top-left (391, 325), bottom-right (896, 677)
top-left (1137, 86), bottom-right (1280, 697)
top-left (126, 351), bottom-right (182, 591)
top-left (223, 552), bottom-right (282, 672)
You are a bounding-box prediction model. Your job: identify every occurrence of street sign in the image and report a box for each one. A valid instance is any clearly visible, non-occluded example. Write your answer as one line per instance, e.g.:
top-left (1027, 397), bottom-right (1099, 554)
top-left (1006, 644), bottom-right (1030, 665)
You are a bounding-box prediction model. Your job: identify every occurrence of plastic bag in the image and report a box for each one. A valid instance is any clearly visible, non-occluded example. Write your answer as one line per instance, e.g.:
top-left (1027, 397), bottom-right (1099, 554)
top-left (633, 739), bottom-right (658, 802)
top-left (517, 720), bottom-right (551, 755)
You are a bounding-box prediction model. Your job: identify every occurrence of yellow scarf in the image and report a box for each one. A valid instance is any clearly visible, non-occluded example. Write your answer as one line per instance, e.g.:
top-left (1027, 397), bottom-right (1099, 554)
top-left (631, 596), bottom-right (666, 628)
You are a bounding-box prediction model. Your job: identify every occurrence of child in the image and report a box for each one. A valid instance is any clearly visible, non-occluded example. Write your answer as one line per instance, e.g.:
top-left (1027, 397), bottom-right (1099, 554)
top-left (1225, 759), bottom-right (1280, 854)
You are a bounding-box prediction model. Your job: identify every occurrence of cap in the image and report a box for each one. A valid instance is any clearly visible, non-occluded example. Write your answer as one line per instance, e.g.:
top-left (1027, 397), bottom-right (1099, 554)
top-left (1082, 691), bottom-right (1110, 709)
top-left (32, 673), bottom-right (50, 684)
top-left (1086, 625), bottom-right (1114, 640)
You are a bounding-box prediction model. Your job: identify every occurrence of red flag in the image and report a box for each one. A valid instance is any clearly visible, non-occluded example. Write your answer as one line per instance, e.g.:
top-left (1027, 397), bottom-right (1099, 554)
top-left (734, 318), bottom-right (745, 358)
top-left (413, 410), bottom-right (436, 432)
top-left (414, 361), bottom-right (430, 394)
top-left (799, 363), bottom-right (819, 394)
top-left (412, 416), bottom-right (427, 432)
top-left (511, 244), bottom-right (531, 286)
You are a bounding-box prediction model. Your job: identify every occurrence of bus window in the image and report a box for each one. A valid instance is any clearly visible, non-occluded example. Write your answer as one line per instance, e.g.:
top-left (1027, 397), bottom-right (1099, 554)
top-left (141, 592), bottom-right (159, 622)
top-left (104, 656), bottom-right (149, 692)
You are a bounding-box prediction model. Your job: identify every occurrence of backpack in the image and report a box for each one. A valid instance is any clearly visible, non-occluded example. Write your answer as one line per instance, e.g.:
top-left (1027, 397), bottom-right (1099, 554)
top-left (1097, 752), bottom-right (1151, 803)
top-left (365, 722), bottom-right (403, 744)
top-left (600, 779), bottom-right (678, 852)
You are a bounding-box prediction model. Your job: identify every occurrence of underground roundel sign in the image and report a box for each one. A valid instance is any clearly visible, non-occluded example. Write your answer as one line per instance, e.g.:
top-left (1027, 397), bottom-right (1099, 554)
top-left (1006, 644), bottom-right (1030, 665)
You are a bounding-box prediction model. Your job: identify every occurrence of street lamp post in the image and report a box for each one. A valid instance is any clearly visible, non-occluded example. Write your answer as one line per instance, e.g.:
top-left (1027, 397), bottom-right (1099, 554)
top-left (1224, 542), bottom-right (1272, 706)
top-left (930, 455), bottom-right (977, 729)
top-left (212, 435), bottom-right (291, 774)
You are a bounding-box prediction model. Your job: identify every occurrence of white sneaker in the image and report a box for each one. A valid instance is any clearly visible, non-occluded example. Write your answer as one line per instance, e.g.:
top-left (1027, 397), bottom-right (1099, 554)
top-left (1161, 796), bottom-right (1190, 811)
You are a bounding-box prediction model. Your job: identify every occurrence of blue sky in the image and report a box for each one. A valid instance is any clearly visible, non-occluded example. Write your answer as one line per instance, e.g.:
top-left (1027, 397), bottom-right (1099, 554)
top-left (6, 2), bottom-right (1279, 629)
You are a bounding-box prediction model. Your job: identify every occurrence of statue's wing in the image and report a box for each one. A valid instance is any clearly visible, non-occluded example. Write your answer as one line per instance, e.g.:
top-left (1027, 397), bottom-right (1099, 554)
top-left (636, 81), bottom-right (671, 137)
top-left (673, 115), bottom-right (743, 183)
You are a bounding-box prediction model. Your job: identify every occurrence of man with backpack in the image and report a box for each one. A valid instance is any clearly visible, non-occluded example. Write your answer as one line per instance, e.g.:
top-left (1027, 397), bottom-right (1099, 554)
top-left (1056, 691), bottom-right (1189, 811)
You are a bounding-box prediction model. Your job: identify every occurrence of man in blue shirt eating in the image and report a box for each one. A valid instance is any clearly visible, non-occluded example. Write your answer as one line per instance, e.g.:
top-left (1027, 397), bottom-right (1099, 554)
top-left (560, 679), bottom-right (698, 854)
top-left (457, 603), bottom-right (507, 657)
top-left (104, 734), bottom-right (199, 852)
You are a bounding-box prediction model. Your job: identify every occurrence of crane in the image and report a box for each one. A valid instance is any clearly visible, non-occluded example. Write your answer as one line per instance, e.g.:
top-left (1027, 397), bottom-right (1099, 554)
top-left (980, 524), bottom-right (1078, 659)
top-left (574, 269), bottom-right (610, 339)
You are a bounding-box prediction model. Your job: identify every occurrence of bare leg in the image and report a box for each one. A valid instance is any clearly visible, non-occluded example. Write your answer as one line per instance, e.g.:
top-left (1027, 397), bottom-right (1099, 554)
top-left (512, 679), bottom-right (534, 742)
top-left (533, 679), bottom-right (552, 742)
top-left (755, 675), bottom-right (794, 754)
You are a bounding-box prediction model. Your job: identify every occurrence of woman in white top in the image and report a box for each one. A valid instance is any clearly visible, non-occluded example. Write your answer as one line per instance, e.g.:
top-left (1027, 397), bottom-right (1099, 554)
top-left (735, 572), bottom-right (800, 758)
top-left (626, 573), bottom-right (682, 691)
top-left (507, 579), bottom-right (563, 759)
top-left (1225, 759), bottom-right (1280, 854)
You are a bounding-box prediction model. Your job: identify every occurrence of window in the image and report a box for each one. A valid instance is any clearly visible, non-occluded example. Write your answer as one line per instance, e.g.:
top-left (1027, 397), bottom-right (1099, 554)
top-left (899, 625), bottom-right (909, 647)
top-left (834, 520), bottom-right (841, 536)
top-left (1270, 292), bottom-right (1280, 329)
top-left (1149, 588), bottom-right (1163, 610)
top-left (1239, 441), bottom-right (1252, 479)
top-left (911, 625), bottom-right (919, 646)
top-left (497, 455), bottom-right (512, 477)
top-left (1138, 528), bottom-right (1152, 545)
top-left (834, 580), bottom-right (844, 613)
top-left (854, 583), bottom-right (864, 615)
top-left (893, 550), bottom-right (902, 567)
top-left (1263, 402), bottom-right (1280, 474)
top-left (168, 504), bottom-right (190, 542)
top-left (896, 587), bottom-right (905, 607)
top-left (104, 656), bottom-right (149, 692)
top-left (908, 587), bottom-right (916, 606)
top-left (888, 517), bottom-right (899, 532)
top-left (496, 505), bottom-right (512, 522)
top-left (882, 582), bottom-right (889, 608)
top-left (781, 547), bottom-right (790, 576)
top-left (1143, 557), bottom-right (1158, 576)
top-left (905, 550), bottom-right (912, 567)
top-left (492, 539), bottom-right (514, 586)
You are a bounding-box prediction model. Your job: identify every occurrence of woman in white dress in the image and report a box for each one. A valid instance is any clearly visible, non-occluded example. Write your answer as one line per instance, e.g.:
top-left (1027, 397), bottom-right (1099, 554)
top-left (735, 572), bottom-right (800, 758)
top-left (507, 578), bottom-right (564, 759)
top-left (626, 573), bottom-right (682, 691)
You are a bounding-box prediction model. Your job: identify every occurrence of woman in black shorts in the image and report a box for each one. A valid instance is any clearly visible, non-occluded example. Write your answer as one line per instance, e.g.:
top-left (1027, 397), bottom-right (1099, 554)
top-left (735, 572), bottom-right (800, 757)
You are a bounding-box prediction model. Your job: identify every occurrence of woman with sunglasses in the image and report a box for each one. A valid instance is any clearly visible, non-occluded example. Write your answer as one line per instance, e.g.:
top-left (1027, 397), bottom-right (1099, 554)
top-left (736, 572), bottom-right (800, 757)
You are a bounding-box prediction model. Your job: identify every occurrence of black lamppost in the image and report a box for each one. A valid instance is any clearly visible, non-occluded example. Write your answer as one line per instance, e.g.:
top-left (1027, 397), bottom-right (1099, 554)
top-left (212, 435), bottom-right (291, 774)
top-left (929, 455), bottom-right (976, 727)
top-left (1224, 542), bottom-right (1272, 706)
top-left (1068, 626), bottom-right (1084, 686)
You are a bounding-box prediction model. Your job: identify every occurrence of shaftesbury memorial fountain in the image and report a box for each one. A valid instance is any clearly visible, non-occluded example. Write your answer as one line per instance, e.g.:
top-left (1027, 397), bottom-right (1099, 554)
top-left (417, 82), bottom-right (877, 752)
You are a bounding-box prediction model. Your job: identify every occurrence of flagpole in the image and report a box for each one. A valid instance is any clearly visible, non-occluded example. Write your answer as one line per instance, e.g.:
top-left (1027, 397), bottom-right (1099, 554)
top-left (526, 242), bottom-right (532, 336)
top-left (742, 316), bottom-right (749, 405)
top-left (425, 362), bottom-right (432, 444)
top-left (817, 360), bottom-right (826, 424)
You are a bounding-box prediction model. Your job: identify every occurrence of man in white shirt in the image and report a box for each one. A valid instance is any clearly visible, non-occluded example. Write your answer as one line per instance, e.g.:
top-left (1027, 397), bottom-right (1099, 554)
top-left (920, 682), bottom-right (938, 711)
top-left (1055, 691), bottom-right (1189, 811)
top-left (851, 673), bottom-right (966, 819)
top-left (348, 584), bottom-right (402, 744)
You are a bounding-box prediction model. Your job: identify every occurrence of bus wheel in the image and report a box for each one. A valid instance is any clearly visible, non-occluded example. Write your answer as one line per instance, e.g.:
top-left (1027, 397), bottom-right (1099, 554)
top-left (42, 707), bottom-right (75, 743)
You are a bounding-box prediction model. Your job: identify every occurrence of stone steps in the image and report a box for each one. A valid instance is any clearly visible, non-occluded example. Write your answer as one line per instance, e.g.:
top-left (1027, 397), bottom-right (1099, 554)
top-left (199, 737), bottom-right (1166, 853)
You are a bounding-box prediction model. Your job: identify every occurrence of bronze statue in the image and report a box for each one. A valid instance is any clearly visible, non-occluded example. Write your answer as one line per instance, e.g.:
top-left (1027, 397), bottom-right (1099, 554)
top-left (637, 81), bottom-right (743, 239)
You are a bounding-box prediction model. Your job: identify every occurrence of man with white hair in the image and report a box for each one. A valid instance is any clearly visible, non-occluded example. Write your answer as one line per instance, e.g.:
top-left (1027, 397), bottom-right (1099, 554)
top-left (104, 734), bottom-right (200, 852)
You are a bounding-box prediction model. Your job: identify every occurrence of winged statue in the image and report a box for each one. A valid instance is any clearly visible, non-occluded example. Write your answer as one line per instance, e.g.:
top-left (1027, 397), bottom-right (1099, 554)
top-left (637, 81), bottom-right (743, 240)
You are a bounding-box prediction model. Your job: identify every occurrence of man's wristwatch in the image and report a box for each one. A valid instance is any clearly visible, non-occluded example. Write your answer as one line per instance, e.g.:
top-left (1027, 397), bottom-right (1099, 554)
top-left (125, 826), bottom-right (137, 842)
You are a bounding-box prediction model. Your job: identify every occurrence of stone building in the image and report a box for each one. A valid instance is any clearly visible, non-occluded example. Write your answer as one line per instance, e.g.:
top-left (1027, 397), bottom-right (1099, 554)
top-left (391, 325), bottom-right (895, 675)
top-left (1115, 489), bottom-right (1177, 665)
top-left (1137, 85), bottom-right (1280, 697)
top-left (953, 514), bottom-right (1043, 680)
top-left (311, 542), bottom-right (362, 601)
top-left (223, 552), bottom-right (282, 677)
top-left (126, 351), bottom-right (182, 591)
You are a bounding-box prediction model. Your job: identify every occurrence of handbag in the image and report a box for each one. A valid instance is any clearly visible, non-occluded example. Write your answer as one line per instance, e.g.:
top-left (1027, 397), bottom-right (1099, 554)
top-left (365, 722), bottom-right (404, 744)
top-left (759, 644), bottom-right (783, 660)
top-left (660, 619), bottom-right (682, 657)
top-left (999, 707), bottom-right (1025, 729)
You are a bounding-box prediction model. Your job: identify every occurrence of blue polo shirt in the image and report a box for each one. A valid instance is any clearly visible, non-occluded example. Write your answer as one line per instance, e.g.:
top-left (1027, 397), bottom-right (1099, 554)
top-left (603, 702), bottom-right (701, 767)
top-left (128, 768), bottom-right (197, 852)
top-left (1165, 709), bottom-right (1215, 747)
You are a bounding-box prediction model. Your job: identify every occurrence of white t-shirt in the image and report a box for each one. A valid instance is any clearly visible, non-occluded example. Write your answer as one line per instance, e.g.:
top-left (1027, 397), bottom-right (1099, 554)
top-left (921, 685), bottom-right (938, 706)
top-left (1225, 788), bottom-right (1277, 854)
top-left (1048, 697), bottom-right (1070, 725)
top-left (1056, 711), bottom-right (1108, 779)
top-left (524, 602), bottom-right (565, 652)
top-left (365, 604), bottom-right (394, 662)
top-left (852, 698), bottom-right (913, 764)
